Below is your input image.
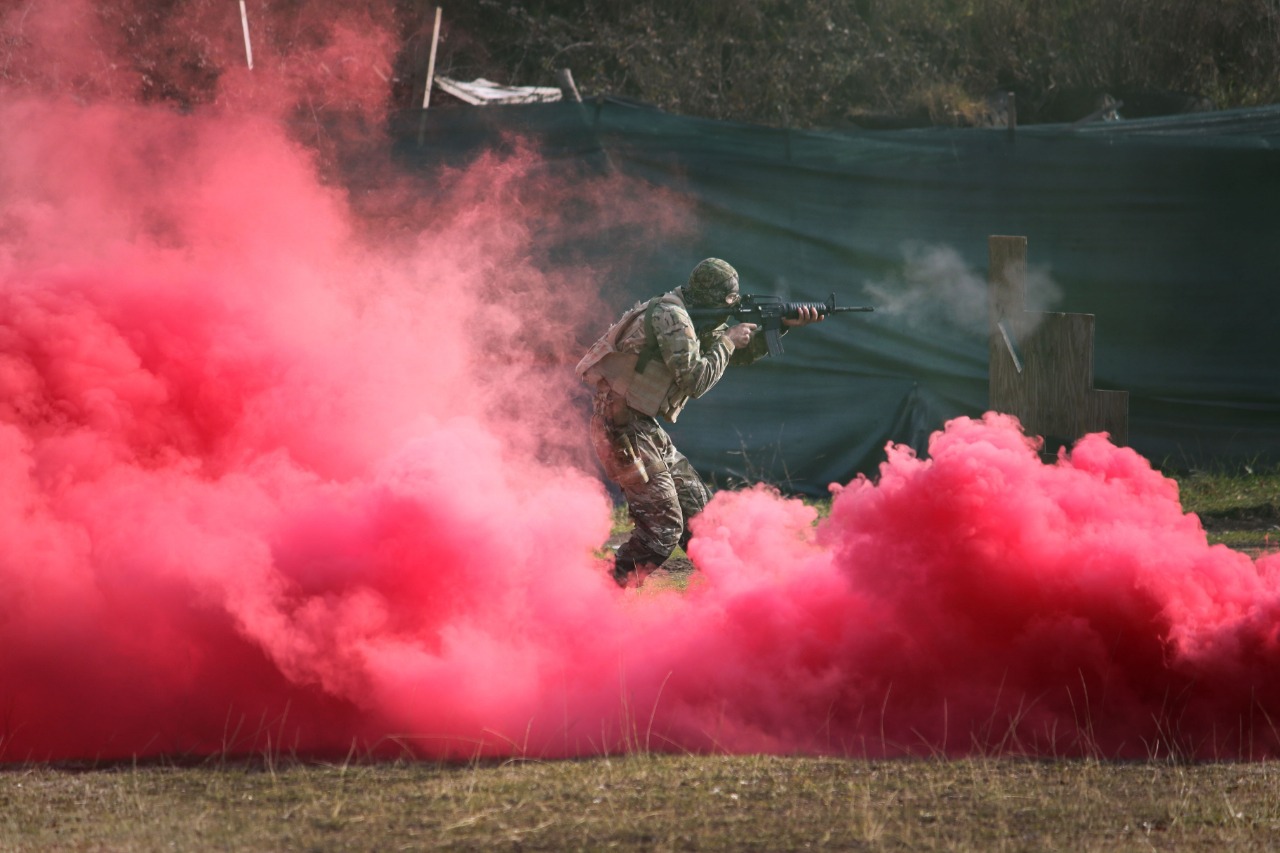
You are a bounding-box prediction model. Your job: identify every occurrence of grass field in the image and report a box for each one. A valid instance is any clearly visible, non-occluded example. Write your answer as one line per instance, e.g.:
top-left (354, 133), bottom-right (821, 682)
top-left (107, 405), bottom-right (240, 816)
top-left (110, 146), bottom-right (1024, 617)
top-left (2, 468), bottom-right (1276, 852)
top-left (5, 755), bottom-right (1280, 850)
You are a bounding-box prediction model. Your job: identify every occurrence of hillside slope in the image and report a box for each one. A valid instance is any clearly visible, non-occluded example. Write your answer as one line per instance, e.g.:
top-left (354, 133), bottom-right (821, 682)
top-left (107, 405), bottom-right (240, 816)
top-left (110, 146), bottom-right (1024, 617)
top-left (399, 0), bottom-right (1280, 127)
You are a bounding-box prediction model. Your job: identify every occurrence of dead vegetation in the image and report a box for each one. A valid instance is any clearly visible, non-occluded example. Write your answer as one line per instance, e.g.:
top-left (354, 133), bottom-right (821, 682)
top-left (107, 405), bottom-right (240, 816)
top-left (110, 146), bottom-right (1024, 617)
top-left (6, 2), bottom-right (1272, 129)
top-left (406, 0), bottom-right (1280, 127)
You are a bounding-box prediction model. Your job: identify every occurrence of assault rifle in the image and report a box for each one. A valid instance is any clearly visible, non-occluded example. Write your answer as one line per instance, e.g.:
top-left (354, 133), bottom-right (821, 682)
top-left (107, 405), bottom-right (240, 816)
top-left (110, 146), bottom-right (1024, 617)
top-left (688, 293), bottom-right (874, 356)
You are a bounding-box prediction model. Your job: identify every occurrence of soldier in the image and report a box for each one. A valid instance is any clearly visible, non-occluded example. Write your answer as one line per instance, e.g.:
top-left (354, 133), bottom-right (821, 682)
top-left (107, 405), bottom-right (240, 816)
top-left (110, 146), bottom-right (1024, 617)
top-left (576, 258), bottom-right (824, 587)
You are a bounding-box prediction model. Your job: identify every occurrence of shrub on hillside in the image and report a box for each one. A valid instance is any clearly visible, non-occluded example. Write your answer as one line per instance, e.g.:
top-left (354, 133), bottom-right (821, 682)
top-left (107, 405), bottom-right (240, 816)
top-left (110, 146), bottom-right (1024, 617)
top-left (417, 0), bottom-right (1280, 126)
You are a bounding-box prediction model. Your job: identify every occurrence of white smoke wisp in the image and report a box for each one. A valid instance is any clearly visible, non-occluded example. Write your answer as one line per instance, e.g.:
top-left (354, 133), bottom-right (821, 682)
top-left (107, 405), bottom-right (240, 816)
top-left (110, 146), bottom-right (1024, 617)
top-left (864, 242), bottom-right (1061, 335)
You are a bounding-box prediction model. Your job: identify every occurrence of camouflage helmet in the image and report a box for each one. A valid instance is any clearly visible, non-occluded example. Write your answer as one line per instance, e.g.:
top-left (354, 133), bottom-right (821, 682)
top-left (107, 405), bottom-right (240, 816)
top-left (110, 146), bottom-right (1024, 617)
top-left (684, 258), bottom-right (740, 307)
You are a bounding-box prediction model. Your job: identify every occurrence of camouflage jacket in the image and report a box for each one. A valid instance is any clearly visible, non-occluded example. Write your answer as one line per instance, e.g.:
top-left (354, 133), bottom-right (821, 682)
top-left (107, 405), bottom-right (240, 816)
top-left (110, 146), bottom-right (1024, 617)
top-left (577, 288), bottom-right (772, 422)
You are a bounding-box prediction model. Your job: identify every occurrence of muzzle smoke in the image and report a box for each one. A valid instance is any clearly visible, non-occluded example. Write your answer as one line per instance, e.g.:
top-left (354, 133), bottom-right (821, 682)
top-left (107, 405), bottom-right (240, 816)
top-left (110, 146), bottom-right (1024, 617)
top-left (2, 1), bottom-right (1276, 763)
top-left (865, 241), bottom-right (1061, 334)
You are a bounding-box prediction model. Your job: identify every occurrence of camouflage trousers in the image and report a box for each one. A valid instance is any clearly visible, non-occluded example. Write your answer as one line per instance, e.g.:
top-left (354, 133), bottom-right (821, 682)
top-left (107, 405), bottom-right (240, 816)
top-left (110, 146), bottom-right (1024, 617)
top-left (590, 390), bottom-right (711, 576)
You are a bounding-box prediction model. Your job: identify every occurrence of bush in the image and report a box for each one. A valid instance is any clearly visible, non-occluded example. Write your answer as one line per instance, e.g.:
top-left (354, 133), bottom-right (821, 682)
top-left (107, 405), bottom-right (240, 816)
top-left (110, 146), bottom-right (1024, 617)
top-left (414, 0), bottom-right (1280, 127)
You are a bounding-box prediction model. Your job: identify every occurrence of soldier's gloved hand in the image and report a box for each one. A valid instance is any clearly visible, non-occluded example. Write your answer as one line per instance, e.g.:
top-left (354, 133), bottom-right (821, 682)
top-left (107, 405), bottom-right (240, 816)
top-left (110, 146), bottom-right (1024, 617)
top-left (727, 323), bottom-right (757, 348)
top-left (784, 305), bottom-right (825, 327)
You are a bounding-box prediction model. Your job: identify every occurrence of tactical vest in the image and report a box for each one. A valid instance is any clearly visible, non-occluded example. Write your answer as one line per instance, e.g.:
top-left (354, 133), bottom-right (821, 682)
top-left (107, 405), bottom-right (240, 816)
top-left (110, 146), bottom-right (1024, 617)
top-left (576, 292), bottom-right (686, 420)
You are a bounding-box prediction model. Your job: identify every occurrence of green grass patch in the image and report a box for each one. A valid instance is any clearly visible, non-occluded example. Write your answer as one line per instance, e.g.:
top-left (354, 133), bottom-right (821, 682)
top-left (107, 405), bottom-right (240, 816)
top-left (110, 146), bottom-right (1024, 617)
top-left (1174, 466), bottom-right (1280, 519)
top-left (608, 502), bottom-right (632, 538)
top-left (1173, 465), bottom-right (1280, 554)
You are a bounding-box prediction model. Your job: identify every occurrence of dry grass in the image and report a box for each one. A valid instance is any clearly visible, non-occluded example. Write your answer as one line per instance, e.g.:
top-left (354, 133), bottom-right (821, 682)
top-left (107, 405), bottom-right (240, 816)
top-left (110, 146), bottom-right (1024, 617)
top-left (6, 755), bottom-right (1280, 851)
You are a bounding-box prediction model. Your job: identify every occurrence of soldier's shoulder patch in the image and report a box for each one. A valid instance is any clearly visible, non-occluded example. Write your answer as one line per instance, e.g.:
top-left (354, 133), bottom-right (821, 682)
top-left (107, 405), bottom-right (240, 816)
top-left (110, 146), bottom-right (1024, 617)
top-left (651, 301), bottom-right (693, 335)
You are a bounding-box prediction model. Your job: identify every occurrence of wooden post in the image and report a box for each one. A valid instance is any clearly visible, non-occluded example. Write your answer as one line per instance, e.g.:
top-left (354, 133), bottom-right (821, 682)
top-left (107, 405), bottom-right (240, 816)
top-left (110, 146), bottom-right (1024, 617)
top-left (239, 0), bottom-right (253, 70)
top-left (989, 236), bottom-right (1027, 408)
top-left (417, 6), bottom-right (443, 146)
top-left (422, 6), bottom-right (443, 110)
top-left (988, 236), bottom-right (1129, 454)
top-left (555, 68), bottom-right (582, 103)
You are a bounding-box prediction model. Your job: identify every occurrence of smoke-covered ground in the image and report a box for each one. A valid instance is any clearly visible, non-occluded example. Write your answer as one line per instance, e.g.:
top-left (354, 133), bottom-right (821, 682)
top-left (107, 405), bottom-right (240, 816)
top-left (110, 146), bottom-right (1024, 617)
top-left (3, 1), bottom-right (1278, 763)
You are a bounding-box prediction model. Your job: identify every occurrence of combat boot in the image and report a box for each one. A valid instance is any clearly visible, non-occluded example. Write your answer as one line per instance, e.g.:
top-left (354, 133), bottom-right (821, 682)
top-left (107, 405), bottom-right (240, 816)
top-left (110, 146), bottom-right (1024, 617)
top-left (609, 552), bottom-right (665, 588)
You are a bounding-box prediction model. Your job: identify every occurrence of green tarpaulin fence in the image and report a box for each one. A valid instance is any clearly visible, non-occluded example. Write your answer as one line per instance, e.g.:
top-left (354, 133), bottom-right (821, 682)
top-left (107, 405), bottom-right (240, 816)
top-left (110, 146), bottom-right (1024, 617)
top-left (396, 100), bottom-right (1280, 495)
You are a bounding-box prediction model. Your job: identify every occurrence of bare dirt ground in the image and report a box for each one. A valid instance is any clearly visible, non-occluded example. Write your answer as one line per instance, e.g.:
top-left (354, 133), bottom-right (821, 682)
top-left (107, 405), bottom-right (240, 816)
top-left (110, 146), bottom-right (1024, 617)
top-left (603, 532), bottom-right (694, 579)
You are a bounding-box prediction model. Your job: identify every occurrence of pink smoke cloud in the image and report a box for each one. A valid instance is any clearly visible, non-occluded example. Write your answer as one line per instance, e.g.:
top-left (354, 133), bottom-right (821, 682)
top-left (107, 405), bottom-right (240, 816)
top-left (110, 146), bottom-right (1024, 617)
top-left (3, 1), bottom-right (1277, 764)
top-left (674, 415), bottom-right (1280, 758)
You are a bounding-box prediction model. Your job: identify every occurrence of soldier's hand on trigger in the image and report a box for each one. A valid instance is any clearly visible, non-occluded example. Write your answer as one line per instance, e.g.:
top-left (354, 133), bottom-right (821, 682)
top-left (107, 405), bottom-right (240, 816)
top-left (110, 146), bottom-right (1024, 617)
top-left (727, 322), bottom-right (757, 348)
top-left (784, 305), bottom-right (825, 327)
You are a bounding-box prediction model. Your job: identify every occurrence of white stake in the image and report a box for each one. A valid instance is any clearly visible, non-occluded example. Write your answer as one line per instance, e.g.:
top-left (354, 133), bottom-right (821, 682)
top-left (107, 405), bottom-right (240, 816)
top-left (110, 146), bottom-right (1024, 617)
top-left (239, 0), bottom-right (254, 70)
top-left (421, 6), bottom-right (442, 109)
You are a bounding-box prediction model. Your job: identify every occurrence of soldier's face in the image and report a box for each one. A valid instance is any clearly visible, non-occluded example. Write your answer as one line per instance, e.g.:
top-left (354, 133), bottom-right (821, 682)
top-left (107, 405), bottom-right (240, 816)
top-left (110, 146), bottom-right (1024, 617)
top-left (723, 279), bottom-right (740, 306)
